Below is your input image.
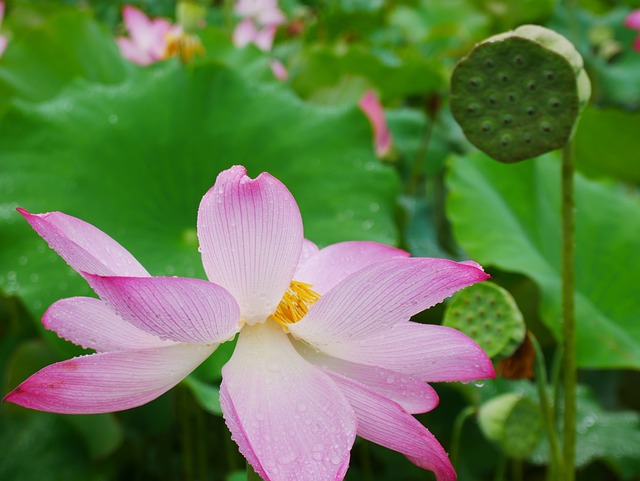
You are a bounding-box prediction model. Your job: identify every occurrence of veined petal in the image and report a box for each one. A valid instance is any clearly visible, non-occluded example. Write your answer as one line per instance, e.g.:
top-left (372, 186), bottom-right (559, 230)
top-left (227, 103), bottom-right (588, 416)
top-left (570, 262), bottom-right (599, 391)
top-left (86, 275), bottom-right (240, 344)
top-left (17, 209), bottom-right (149, 277)
top-left (305, 321), bottom-right (495, 383)
top-left (220, 321), bottom-right (356, 481)
top-left (4, 343), bottom-right (215, 414)
top-left (294, 241), bottom-right (409, 295)
top-left (197, 166), bottom-right (303, 325)
top-left (295, 342), bottom-right (438, 414)
top-left (328, 373), bottom-right (456, 481)
top-left (290, 257), bottom-right (489, 341)
top-left (296, 239), bottom-right (319, 270)
top-left (43, 297), bottom-right (172, 352)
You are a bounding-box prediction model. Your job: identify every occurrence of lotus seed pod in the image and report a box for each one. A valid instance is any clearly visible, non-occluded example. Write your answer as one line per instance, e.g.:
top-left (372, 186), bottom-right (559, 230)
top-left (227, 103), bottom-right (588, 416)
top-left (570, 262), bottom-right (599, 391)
top-left (443, 281), bottom-right (526, 360)
top-left (451, 25), bottom-right (591, 162)
top-left (478, 393), bottom-right (543, 458)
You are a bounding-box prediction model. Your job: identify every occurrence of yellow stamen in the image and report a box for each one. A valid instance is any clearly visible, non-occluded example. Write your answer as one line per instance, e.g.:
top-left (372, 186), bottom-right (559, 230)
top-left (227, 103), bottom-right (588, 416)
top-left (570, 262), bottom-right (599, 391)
top-left (164, 31), bottom-right (205, 63)
top-left (273, 281), bottom-right (321, 327)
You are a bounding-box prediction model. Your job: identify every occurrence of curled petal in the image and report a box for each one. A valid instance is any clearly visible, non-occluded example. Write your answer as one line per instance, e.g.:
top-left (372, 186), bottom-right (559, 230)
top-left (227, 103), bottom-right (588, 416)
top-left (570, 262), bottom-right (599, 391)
top-left (296, 342), bottom-right (438, 414)
top-left (305, 321), bottom-right (495, 383)
top-left (221, 321), bottom-right (356, 481)
top-left (44, 297), bottom-right (172, 352)
top-left (4, 344), bottom-right (215, 414)
top-left (329, 373), bottom-right (456, 481)
top-left (290, 257), bottom-right (489, 341)
top-left (197, 165), bottom-right (303, 325)
top-left (295, 241), bottom-right (409, 295)
top-left (86, 275), bottom-right (240, 344)
top-left (359, 91), bottom-right (392, 157)
top-left (17, 209), bottom-right (149, 277)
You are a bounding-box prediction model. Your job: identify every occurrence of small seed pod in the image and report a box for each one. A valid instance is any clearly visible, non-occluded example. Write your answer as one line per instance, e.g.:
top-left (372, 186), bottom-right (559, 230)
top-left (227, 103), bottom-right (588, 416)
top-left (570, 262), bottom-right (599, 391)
top-left (451, 25), bottom-right (591, 163)
top-left (443, 281), bottom-right (526, 360)
top-left (477, 393), bottom-right (543, 459)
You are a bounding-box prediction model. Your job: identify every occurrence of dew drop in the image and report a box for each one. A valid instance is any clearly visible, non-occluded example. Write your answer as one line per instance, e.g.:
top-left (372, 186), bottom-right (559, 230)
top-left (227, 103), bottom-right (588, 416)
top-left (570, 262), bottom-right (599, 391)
top-left (18, 256), bottom-right (28, 266)
top-left (369, 202), bottom-right (380, 213)
top-left (361, 219), bottom-right (374, 230)
top-left (108, 114), bottom-right (119, 124)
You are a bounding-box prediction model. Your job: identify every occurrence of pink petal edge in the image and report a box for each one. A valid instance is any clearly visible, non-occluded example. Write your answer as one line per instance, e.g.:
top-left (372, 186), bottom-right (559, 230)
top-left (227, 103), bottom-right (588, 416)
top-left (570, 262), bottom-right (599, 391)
top-left (328, 372), bottom-right (456, 481)
top-left (197, 165), bottom-right (303, 325)
top-left (290, 257), bottom-right (490, 342)
top-left (4, 344), bottom-right (215, 414)
top-left (86, 274), bottom-right (240, 344)
top-left (220, 321), bottom-right (357, 481)
top-left (294, 240), bottom-right (409, 295)
top-left (17, 208), bottom-right (149, 277)
top-left (43, 297), bottom-right (172, 352)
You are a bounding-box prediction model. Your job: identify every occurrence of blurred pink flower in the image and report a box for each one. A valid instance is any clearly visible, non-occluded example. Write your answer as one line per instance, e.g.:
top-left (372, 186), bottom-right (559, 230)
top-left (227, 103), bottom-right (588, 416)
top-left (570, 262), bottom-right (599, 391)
top-left (116, 5), bottom-right (180, 65)
top-left (359, 90), bottom-right (393, 158)
top-left (5, 166), bottom-right (493, 481)
top-left (270, 58), bottom-right (288, 80)
top-left (0, 2), bottom-right (9, 57)
top-left (232, 0), bottom-right (285, 51)
top-left (624, 9), bottom-right (640, 51)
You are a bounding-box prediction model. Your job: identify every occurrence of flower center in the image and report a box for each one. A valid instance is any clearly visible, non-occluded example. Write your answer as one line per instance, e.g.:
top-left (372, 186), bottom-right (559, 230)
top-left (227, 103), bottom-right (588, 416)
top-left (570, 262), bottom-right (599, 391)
top-left (164, 31), bottom-right (205, 63)
top-left (272, 281), bottom-right (320, 327)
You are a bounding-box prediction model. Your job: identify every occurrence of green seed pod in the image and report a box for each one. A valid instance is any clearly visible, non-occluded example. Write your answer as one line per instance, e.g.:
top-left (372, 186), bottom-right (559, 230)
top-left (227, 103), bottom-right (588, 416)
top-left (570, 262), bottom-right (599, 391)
top-left (477, 393), bottom-right (543, 459)
top-left (451, 25), bottom-right (591, 163)
top-left (443, 281), bottom-right (526, 360)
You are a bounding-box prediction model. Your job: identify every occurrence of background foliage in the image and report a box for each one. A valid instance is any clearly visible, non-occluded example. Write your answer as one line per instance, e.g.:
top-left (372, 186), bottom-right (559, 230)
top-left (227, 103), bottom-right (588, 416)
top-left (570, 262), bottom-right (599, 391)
top-left (1, 0), bottom-right (640, 480)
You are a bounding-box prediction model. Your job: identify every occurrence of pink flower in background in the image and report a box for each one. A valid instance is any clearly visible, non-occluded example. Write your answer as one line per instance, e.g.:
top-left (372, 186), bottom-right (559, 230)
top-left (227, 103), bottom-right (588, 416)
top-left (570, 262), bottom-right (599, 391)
top-left (0, 2), bottom-right (9, 57)
top-left (5, 165), bottom-right (494, 481)
top-left (116, 5), bottom-right (180, 65)
top-left (270, 58), bottom-right (288, 80)
top-left (359, 90), bottom-right (393, 158)
top-left (625, 9), bottom-right (640, 51)
top-left (232, 0), bottom-right (285, 51)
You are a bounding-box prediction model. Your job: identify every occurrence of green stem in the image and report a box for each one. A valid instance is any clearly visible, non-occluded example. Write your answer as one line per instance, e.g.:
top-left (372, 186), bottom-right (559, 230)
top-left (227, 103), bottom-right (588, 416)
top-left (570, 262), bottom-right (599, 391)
top-left (530, 335), bottom-right (563, 480)
top-left (561, 140), bottom-right (577, 481)
top-left (449, 405), bottom-right (475, 469)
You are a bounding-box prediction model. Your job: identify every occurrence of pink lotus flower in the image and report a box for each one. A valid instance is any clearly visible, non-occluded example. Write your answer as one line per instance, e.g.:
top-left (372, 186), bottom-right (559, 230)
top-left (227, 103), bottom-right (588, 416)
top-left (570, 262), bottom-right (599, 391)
top-left (5, 166), bottom-right (494, 481)
top-left (232, 0), bottom-right (285, 51)
top-left (116, 5), bottom-right (180, 65)
top-left (625, 9), bottom-right (640, 52)
top-left (359, 90), bottom-right (393, 158)
top-left (0, 2), bottom-right (8, 57)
